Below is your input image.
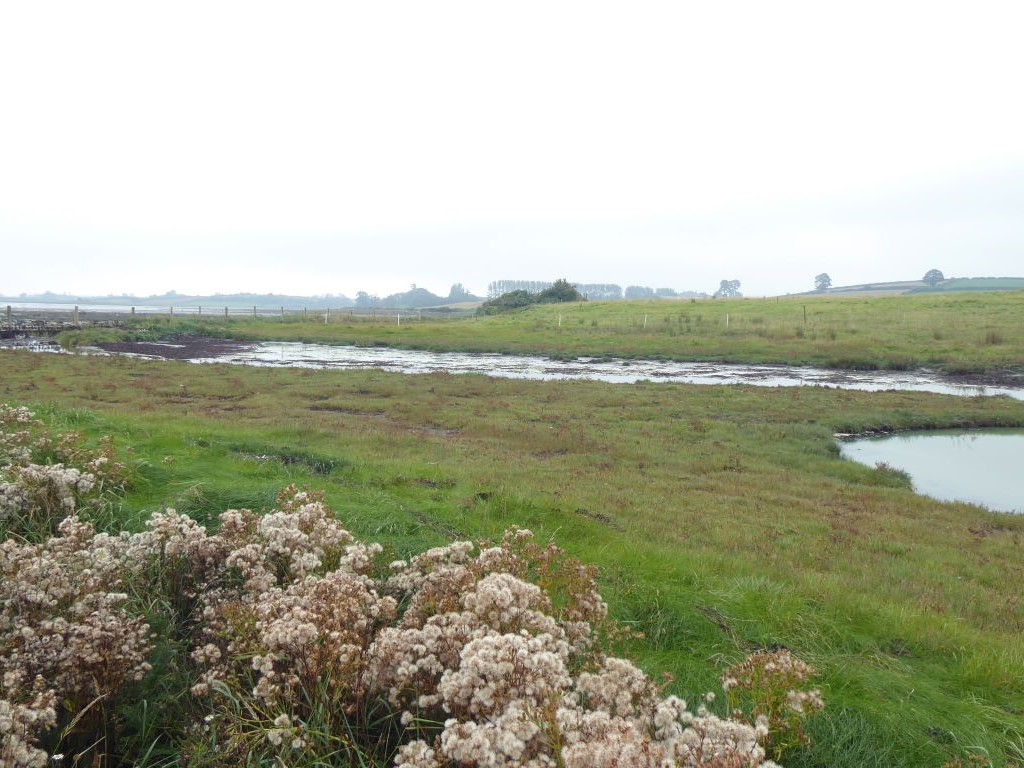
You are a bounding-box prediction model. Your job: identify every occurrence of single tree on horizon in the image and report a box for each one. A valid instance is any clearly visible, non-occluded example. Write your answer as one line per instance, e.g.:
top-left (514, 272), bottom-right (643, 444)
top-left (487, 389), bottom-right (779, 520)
top-left (714, 279), bottom-right (742, 298)
top-left (537, 279), bottom-right (586, 303)
top-left (447, 283), bottom-right (474, 301)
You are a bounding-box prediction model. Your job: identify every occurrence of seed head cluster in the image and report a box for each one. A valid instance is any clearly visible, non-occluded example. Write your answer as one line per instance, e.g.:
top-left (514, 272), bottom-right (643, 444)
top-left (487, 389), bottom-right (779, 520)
top-left (1, 516), bottom-right (154, 767)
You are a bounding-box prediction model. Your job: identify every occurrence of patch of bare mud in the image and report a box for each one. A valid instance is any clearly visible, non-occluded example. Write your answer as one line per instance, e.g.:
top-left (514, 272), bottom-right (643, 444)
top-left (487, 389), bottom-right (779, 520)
top-left (95, 337), bottom-right (257, 360)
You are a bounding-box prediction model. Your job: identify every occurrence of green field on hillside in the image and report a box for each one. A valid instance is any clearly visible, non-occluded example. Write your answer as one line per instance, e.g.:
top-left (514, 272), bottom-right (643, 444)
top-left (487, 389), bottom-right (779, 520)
top-left (912, 278), bottom-right (1024, 294)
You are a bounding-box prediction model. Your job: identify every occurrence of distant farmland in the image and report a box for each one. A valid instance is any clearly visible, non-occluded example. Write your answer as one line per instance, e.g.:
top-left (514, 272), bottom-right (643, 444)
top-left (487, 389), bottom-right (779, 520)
top-left (796, 276), bottom-right (1024, 297)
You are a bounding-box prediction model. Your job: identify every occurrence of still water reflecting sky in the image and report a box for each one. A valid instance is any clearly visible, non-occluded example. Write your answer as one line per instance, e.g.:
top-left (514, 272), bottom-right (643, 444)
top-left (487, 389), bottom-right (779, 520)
top-left (839, 430), bottom-right (1024, 513)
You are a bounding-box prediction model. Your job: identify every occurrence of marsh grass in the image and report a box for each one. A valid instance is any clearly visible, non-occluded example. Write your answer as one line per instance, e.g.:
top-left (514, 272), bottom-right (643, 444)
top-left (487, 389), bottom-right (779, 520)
top-left (58, 291), bottom-right (1024, 375)
top-left (3, 350), bottom-right (1024, 765)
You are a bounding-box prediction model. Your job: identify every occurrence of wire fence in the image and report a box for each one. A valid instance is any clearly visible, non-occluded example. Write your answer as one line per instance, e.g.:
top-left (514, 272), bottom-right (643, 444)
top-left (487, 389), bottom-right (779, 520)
top-left (1, 302), bottom-right (477, 336)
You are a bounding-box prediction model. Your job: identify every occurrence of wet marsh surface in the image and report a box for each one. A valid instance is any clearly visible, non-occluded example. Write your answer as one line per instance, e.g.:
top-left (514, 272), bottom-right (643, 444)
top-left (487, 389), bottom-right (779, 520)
top-left (74, 337), bottom-right (1024, 400)
top-left (3, 345), bottom-right (1024, 766)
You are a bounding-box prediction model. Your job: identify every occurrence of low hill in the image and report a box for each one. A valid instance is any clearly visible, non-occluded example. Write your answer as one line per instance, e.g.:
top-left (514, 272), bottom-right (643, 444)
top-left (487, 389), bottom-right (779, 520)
top-left (909, 276), bottom-right (1024, 293)
top-left (792, 276), bottom-right (1024, 297)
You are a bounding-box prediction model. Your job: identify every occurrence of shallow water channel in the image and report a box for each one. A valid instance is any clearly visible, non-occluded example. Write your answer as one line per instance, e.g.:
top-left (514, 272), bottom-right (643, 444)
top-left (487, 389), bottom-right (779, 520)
top-left (171, 341), bottom-right (1024, 400)
top-left (4, 337), bottom-right (1023, 399)
top-left (838, 430), bottom-right (1024, 514)
top-left (8, 337), bottom-right (1023, 511)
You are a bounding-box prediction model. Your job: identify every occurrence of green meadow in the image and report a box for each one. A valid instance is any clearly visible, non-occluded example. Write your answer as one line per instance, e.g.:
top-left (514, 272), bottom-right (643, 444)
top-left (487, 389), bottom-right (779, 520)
top-left (3, 294), bottom-right (1024, 768)
top-left (61, 290), bottom-right (1024, 375)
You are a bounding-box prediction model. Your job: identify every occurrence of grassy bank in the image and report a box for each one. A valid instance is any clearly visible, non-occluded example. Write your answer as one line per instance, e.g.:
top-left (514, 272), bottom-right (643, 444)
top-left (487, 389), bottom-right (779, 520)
top-left (3, 349), bottom-right (1024, 766)
top-left (58, 291), bottom-right (1024, 374)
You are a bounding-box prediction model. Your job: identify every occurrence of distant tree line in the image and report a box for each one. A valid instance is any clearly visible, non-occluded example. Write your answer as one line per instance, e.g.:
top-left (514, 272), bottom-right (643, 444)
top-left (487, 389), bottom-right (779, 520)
top-left (487, 281), bottom-right (555, 298)
top-left (580, 284), bottom-right (626, 300)
top-left (478, 279), bottom-right (586, 315)
top-left (487, 281), bottom-right (707, 301)
top-left (16, 276), bottom-right (731, 313)
top-left (623, 286), bottom-right (707, 299)
top-left (354, 283), bottom-right (483, 309)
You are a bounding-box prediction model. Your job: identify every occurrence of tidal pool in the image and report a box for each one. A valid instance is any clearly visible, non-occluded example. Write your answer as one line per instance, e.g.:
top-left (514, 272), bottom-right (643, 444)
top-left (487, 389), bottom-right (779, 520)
top-left (4, 338), bottom-right (1024, 400)
top-left (838, 429), bottom-right (1024, 513)
top-left (173, 341), bottom-right (1024, 400)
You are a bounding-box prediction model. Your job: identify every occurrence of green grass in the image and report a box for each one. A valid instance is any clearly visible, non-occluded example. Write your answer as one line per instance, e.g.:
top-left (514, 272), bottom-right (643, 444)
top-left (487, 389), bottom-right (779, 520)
top-left (912, 278), bottom-right (1024, 294)
top-left (57, 290), bottom-right (1024, 374)
top-left (4, 349), bottom-right (1024, 765)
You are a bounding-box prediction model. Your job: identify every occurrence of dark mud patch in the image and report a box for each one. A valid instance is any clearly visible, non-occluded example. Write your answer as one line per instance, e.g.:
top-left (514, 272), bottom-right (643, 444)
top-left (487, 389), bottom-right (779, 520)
top-left (534, 449), bottom-right (569, 459)
top-left (308, 404), bottom-right (387, 416)
top-left (230, 445), bottom-right (344, 475)
top-left (697, 605), bottom-right (743, 646)
top-left (937, 368), bottom-right (1024, 389)
top-left (410, 425), bottom-right (460, 438)
top-left (410, 510), bottom-right (463, 540)
top-left (413, 478), bottom-right (457, 489)
top-left (574, 507), bottom-right (621, 530)
top-left (95, 337), bottom-right (256, 360)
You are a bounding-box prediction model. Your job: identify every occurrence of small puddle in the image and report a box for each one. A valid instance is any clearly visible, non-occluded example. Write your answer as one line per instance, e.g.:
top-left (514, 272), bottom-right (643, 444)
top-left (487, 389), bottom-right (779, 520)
top-left (838, 429), bottom-right (1024, 513)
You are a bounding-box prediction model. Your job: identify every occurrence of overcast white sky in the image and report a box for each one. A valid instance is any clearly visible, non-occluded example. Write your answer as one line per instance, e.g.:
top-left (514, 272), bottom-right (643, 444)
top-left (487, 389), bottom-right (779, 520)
top-left (2, 1), bottom-right (1022, 299)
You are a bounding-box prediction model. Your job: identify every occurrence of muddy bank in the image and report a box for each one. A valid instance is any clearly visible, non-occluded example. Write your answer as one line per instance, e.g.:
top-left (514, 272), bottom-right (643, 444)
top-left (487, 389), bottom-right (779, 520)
top-left (94, 338), bottom-right (1024, 388)
top-left (7, 335), bottom-right (1023, 400)
top-left (70, 338), bottom-right (1024, 401)
top-left (94, 337), bottom-right (257, 360)
top-left (933, 368), bottom-right (1024, 390)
